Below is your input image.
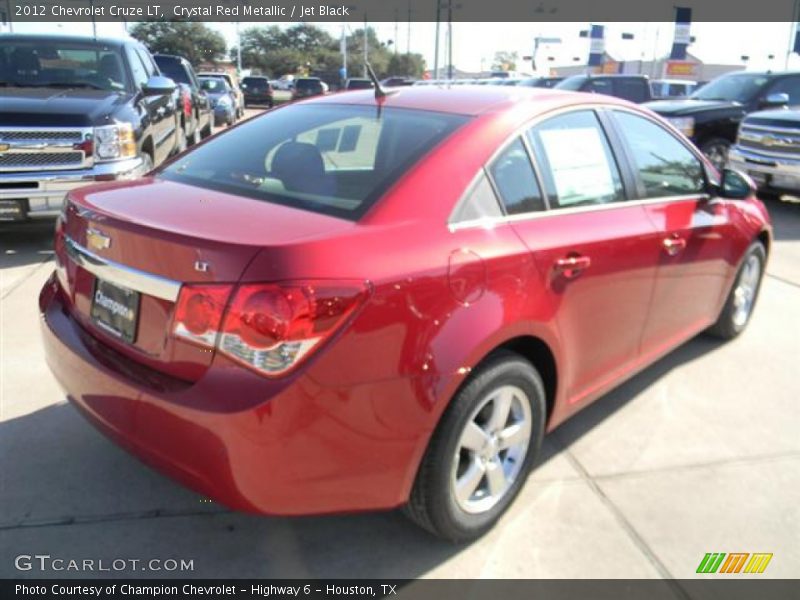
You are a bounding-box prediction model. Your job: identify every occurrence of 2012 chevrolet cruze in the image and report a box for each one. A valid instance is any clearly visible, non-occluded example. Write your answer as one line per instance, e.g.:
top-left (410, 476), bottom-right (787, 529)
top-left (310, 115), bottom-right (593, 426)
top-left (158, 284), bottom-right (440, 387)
top-left (41, 86), bottom-right (771, 541)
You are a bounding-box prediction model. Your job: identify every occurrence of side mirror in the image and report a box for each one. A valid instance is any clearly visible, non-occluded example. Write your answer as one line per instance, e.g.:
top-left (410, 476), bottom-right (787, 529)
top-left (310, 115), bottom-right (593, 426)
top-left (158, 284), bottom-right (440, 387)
top-left (142, 75), bottom-right (176, 97)
top-left (760, 92), bottom-right (789, 109)
top-left (720, 168), bottom-right (756, 199)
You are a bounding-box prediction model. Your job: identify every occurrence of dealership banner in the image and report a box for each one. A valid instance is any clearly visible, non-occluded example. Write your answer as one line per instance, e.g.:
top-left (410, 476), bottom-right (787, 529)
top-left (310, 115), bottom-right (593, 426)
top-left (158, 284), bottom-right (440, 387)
top-left (4, 0), bottom-right (800, 22)
top-left (670, 6), bottom-right (693, 59)
top-left (4, 580), bottom-right (800, 600)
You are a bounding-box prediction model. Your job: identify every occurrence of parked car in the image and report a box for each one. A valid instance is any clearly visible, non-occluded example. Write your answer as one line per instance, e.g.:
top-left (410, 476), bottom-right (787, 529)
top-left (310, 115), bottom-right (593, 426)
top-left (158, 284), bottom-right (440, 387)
top-left (729, 108), bottom-right (800, 196)
top-left (153, 54), bottom-right (213, 146)
top-left (0, 34), bottom-right (180, 223)
top-left (556, 74), bottom-right (653, 103)
top-left (271, 77), bottom-right (294, 91)
top-left (41, 86), bottom-right (770, 542)
top-left (240, 76), bottom-right (274, 108)
top-left (199, 77), bottom-right (236, 126)
top-left (646, 70), bottom-right (800, 169)
top-left (344, 78), bottom-right (374, 91)
top-left (197, 71), bottom-right (244, 118)
top-left (516, 76), bottom-right (564, 88)
top-left (650, 78), bottom-right (698, 99)
top-left (292, 77), bottom-right (329, 100)
top-left (380, 77), bottom-right (416, 87)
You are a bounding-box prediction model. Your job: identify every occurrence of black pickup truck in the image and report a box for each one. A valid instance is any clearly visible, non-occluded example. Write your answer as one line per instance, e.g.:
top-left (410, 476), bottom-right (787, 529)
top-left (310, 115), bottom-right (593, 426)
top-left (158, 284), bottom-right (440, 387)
top-left (646, 70), bottom-right (800, 169)
top-left (0, 34), bottom-right (181, 222)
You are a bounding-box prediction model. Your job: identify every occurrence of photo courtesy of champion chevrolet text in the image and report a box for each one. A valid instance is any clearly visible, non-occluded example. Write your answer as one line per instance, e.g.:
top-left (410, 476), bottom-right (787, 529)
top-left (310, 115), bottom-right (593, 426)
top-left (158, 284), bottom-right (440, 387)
top-left (0, 0), bottom-right (798, 598)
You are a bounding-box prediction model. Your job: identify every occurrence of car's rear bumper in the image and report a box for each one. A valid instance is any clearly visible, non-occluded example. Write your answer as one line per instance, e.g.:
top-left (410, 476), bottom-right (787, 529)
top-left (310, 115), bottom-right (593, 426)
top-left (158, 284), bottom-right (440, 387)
top-left (729, 145), bottom-right (800, 194)
top-left (0, 157), bottom-right (146, 222)
top-left (39, 273), bottom-right (425, 515)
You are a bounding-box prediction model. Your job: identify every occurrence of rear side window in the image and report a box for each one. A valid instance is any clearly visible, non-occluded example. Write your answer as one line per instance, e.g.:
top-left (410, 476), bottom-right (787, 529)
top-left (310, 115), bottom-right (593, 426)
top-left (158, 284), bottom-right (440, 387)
top-left (160, 104), bottom-right (468, 220)
top-left (612, 111), bottom-right (705, 198)
top-left (155, 56), bottom-right (190, 84)
top-left (488, 138), bottom-right (545, 215)
top-left (585, 78), bottom-right (613, 95)
top-left (527, 110), bottom-right (625, 208)
top-left (614, 79), bottom-right (648, 103)
top-left (450, 172), bottom-right (503, 223)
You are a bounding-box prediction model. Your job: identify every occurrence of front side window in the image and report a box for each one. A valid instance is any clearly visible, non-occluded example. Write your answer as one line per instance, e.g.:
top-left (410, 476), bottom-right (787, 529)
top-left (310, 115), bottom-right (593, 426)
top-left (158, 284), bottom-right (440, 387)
top-left (527, 110), bottom-right (625, 208)
top-left (765, 76), bottom-right (800, 106)
top-left (613, 111), bottom-right (705, 198)
top-left (160, 104), bottom-right (468, 220)
top-left (488, 138), bottom-right (545, 215)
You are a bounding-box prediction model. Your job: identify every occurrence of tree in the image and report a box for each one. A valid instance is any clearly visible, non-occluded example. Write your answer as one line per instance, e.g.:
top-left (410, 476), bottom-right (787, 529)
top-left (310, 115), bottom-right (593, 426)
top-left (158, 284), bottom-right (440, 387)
top-left (130, 21), bottom-right (226, 66)
top-left (387, 53), bottom-right (426, 78)
top-left (491, 51), bottom-right (519, 72)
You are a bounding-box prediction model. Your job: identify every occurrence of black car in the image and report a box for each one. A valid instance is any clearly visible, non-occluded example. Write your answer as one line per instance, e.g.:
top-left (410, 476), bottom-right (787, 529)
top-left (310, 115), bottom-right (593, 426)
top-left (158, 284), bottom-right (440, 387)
top-left (240, 76), bottom-right (274, 108)
top-left (646, 70), bottom-right (800, 169)
top-left (344, 78), bottom-right (374, 91)
top-left (0, 34), bottom-right (180, 223)
top-left (292, 77), bottom-right (328, 100)
top-left (153, 54), bottom-right (213, 146)
top-left (556, 74), bottom-right (653, 103)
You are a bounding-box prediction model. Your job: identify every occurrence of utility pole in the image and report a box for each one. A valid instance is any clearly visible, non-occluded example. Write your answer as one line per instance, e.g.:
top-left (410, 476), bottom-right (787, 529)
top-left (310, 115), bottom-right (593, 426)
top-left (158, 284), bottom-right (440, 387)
top-left (363, 15), bottom-right (368, 77)
top-left (433, 0), bottom-right (441, 79)
top-left (407, 0), bottom-right (412, 54)
top-left (447, 2), bottom-right (453, 80)
top-left (786, 0), bottom-right (800, 69)
top-left (394, 11), bottom-right (399, 55)
top-left (236, 21), bottom-right (242, 73)
top-left (341, 23), bottom-right (348, 85)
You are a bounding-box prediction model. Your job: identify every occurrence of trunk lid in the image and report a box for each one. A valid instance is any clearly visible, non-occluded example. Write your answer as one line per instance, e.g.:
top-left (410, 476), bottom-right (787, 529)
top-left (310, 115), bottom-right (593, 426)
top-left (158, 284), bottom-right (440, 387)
top-left (58, 177), bottom-right (355, 381)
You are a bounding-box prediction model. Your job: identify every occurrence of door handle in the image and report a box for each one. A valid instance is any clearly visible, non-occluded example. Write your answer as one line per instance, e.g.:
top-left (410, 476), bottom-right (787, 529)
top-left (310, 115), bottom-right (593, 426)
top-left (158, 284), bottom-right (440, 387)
top-left (554, 255), bottom-right (592, 279)
top-left (662, 236), bottom-right (687, 256)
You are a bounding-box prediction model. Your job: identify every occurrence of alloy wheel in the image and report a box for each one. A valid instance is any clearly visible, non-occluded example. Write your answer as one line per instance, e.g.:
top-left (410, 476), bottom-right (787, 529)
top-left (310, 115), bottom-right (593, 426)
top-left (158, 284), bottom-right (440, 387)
top-left (451, 385), bottom-right (532, 514)
top-left (732, 254), bottom-right (761, 328)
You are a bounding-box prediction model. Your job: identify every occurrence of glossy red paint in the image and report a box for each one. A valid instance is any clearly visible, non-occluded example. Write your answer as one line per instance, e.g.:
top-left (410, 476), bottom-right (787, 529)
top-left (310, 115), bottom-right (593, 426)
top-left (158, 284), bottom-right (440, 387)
top-left (41, 87), bottom-right (772, 515)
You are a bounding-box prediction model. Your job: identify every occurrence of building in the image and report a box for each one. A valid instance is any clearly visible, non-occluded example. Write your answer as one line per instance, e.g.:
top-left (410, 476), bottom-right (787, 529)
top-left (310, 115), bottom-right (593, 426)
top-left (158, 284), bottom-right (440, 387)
top-left (553, 52), bottom-right (743, 83)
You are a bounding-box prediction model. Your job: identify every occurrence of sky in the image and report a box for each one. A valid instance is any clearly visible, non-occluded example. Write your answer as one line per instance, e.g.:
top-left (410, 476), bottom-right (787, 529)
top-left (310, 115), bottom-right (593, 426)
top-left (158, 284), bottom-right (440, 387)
top-left (7, 21), bottom-right (800, 74)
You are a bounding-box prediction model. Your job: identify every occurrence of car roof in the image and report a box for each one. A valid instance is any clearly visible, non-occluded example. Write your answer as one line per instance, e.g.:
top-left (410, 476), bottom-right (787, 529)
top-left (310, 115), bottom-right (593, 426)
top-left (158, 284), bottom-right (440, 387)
top-left (1, 33), bottom-right (130, 47)
top-left (308, 85), bottom-right (632, 116)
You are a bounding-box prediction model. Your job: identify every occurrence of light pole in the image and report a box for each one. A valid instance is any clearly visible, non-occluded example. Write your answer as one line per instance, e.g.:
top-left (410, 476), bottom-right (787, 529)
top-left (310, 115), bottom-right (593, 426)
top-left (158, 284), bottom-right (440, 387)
top-left (433, 0), bottom-right (441, 79)
top-left (236, 22), bottom-right (242, 73)
top-left (363, 15), bottom-right (368, 77)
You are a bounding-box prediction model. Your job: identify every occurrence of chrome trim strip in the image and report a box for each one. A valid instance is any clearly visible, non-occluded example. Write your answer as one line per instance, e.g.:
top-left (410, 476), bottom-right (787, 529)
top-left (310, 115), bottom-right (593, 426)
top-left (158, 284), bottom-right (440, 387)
top-left (739, 123), bottom-right (800, 135)
top-left (449, 194), bottom-right (711, 231)
top-left (64, 236), bottom-right (181, 302)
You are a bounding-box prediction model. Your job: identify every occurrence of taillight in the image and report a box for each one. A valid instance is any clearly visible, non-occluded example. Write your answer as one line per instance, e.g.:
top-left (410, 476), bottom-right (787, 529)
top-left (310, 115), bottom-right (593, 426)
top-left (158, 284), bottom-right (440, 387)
top-left (171, 281), bottom-right (368, 377)
top-left (173, 285), bottom-right (233, 347)
top-left (182, 90), bottom-right (192, 117)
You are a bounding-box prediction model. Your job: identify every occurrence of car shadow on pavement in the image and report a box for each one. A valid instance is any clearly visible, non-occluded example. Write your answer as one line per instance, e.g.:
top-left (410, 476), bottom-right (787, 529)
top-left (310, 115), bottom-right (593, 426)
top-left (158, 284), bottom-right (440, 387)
top-left (763, 195), bottom-right (800, 242)
top-left (0, 335), bottom-right (724, 579)
top-left (1, 223), bottom-right (55, 271)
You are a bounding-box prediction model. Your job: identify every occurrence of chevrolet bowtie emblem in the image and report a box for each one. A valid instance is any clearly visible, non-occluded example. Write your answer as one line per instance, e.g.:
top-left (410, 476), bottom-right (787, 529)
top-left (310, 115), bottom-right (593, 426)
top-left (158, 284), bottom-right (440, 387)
top-left (0, 143), bottom-right (10, 153)
top-left (87, 228), bottom-right (111, 251)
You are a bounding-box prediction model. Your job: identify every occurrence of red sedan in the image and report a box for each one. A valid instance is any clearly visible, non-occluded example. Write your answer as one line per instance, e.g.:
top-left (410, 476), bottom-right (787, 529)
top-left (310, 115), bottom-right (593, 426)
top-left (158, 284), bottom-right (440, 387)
top-left (40, 86), bottom-right (771, 541)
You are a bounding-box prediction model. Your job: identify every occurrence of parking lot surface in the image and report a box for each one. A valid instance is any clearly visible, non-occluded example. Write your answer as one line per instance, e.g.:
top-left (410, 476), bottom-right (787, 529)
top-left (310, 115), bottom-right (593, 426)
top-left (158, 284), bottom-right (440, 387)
top-left (1, 128), bottom-right (798, 579)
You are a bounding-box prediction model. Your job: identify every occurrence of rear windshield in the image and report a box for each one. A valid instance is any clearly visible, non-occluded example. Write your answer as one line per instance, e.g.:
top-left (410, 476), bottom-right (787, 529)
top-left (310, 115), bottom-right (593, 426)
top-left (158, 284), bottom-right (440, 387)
top-left (160, 103), bottom-right (469, 220)
top-left (243, 77), bottom-right (268, 88)
top-left (555, 76), bottom-right (588, 91)
top-left (296, 79), bottom-right (322, 90)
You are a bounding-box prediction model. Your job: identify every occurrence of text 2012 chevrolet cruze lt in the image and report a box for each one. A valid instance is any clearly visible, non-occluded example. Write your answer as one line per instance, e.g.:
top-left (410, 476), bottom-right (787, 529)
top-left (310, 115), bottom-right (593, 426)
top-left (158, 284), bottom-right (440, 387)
top-left (41, 86), bottom-right (771, 541)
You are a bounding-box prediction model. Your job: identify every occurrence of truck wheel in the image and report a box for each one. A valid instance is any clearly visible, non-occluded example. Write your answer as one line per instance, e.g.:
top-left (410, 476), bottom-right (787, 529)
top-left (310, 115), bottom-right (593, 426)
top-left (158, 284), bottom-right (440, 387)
top-left (405, 351), bottom-right (546, 542)
top-left (700, 137), bottom-right (731, 171)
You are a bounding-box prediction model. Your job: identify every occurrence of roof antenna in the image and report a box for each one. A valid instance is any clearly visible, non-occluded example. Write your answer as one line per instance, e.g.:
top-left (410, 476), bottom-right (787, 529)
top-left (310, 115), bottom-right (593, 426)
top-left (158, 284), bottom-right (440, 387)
top-left (365, 61), bottom-right (396, 99)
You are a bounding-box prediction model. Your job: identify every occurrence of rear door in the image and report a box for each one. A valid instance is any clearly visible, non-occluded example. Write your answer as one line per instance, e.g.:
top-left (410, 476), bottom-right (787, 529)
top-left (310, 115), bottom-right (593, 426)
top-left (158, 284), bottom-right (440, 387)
top-left (607, 109), bottom-right (738, 354)
top-left (498, 109), bottom-right (661, 409)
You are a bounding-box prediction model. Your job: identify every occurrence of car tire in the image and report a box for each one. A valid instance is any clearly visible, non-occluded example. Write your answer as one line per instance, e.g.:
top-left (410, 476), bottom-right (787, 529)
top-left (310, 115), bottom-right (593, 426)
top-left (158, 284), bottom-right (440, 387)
top-left (699, 137), bottom-right (732, 171)
top-left (201, 123), bottom-right (212, 139)
top-left (707, 241), bottom-right (766, 339)
top-left (405, 351), bottom-right (546, 542)
top-left (140, 152), bottom-right (154, 175)
top-left (174, 126), bottom-right (187, 156)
